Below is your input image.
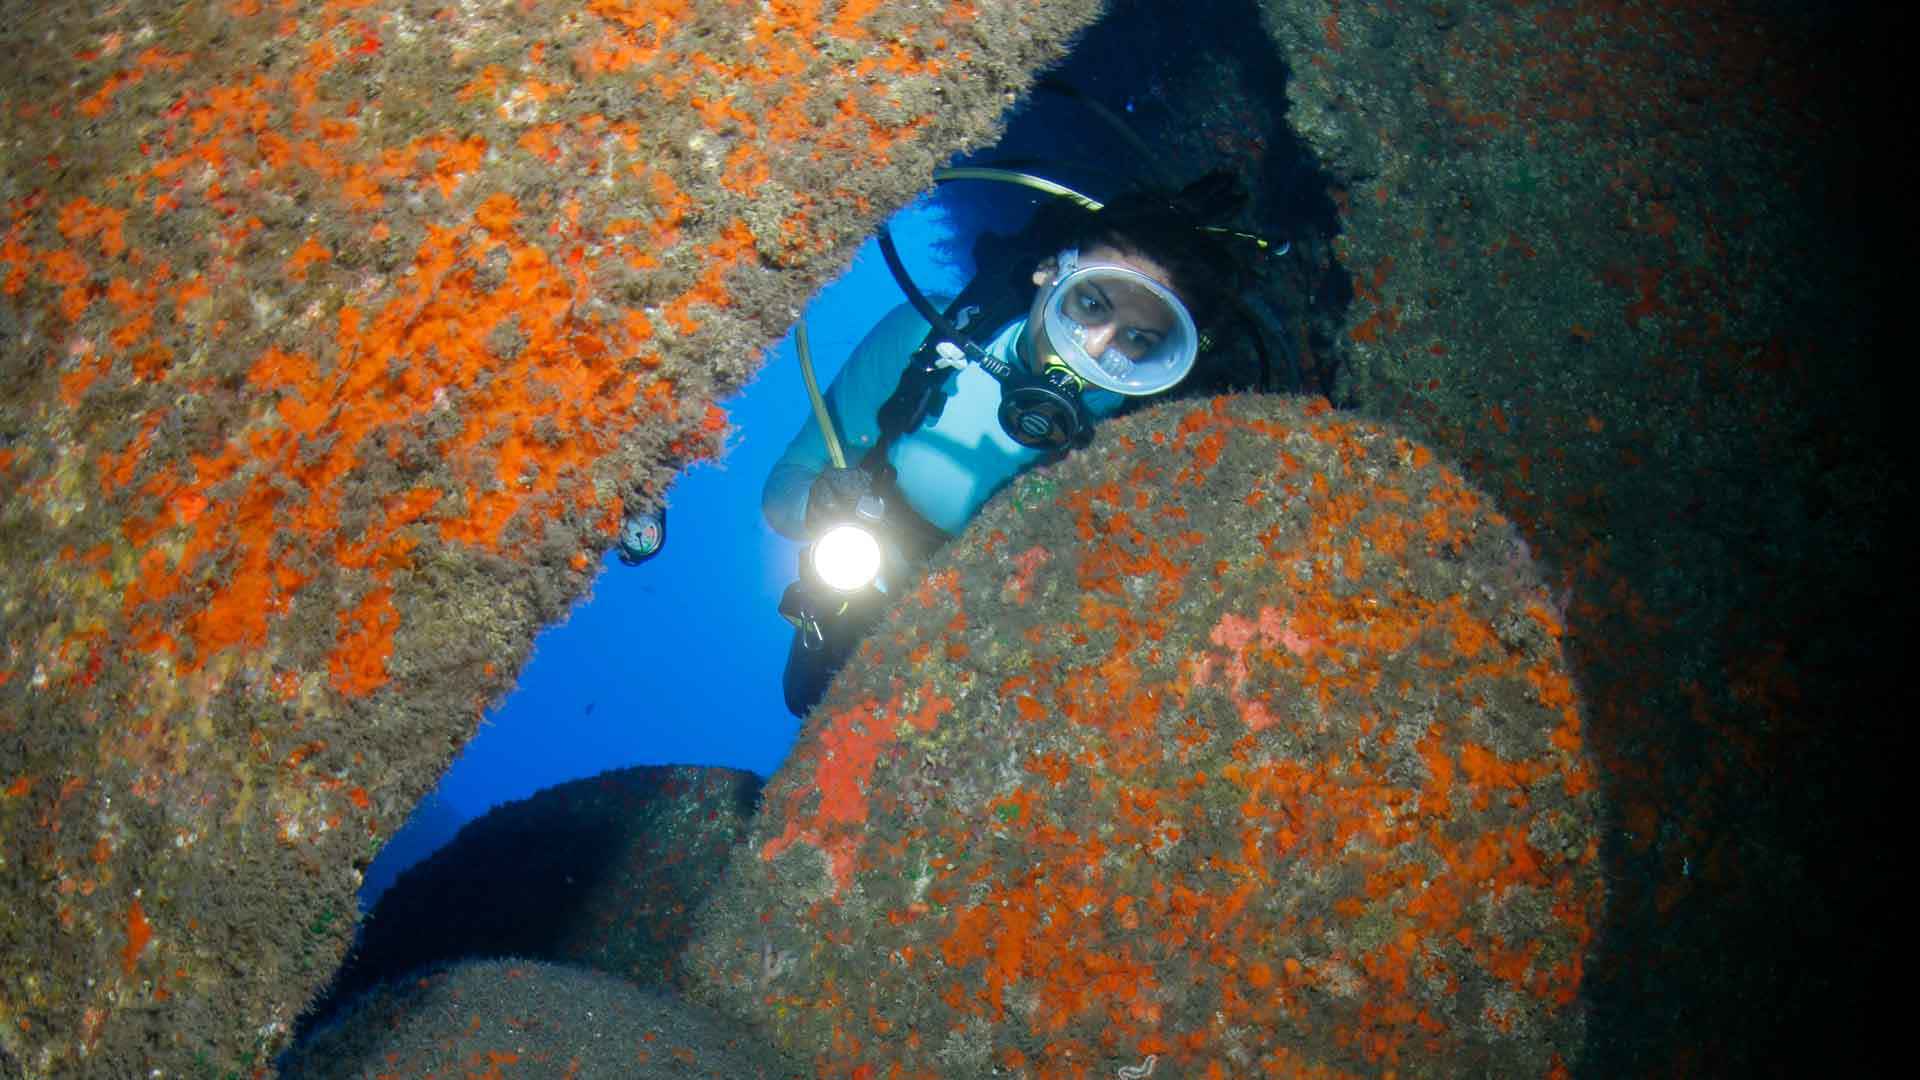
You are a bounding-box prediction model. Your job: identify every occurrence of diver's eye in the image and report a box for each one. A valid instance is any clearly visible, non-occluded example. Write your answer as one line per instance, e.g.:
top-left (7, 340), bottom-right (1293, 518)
top-left (1071, 288), bottom-right (1109, 320)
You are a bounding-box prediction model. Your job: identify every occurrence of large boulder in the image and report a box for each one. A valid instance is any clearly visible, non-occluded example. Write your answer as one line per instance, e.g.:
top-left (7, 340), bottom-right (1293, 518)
top-left (688, 394), bottom-right (1603, 1078)
top-left (282, 959), bottom-right (796, 1080)
top-left (321, 765), bottom-right (760, 1013)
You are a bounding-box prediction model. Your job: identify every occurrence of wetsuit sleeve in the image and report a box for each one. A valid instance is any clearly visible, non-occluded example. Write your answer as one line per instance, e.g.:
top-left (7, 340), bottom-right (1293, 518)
top-left (762, 301), bottom-right (941, 540)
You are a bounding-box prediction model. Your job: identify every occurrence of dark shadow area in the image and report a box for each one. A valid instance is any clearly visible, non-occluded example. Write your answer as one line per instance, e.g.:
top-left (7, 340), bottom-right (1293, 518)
top-left (1566, 6), bottom-right (1889, 1072)
top-left (333, 821), bottom-right (632, 998)
top-left (281, 959), bottom-right (795, 1080)
top-left (294, 766), bottom-right (761, 1047)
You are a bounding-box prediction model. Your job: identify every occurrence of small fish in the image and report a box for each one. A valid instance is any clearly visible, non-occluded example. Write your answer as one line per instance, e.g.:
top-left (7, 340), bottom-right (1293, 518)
top-left (583, 702), bottom-right (596, 716)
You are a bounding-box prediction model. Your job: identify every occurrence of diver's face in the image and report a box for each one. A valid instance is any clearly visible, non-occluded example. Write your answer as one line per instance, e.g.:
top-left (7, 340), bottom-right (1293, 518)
top-left (1024, 244), bottom-right (1182, 375)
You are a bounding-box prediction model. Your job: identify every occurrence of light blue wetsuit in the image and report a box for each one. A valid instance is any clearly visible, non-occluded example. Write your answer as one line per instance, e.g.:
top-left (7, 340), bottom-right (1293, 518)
top-left (763, 300), bottom-right (1125, 541)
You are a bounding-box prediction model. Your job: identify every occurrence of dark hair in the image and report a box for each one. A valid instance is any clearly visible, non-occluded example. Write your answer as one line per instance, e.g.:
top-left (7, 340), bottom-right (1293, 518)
top-left (1045, 172), bottom-right (1256, 338)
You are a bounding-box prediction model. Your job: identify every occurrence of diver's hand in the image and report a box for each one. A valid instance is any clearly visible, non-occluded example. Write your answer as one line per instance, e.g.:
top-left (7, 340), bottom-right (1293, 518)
top-left (804, 467), bottom-right (873, 536)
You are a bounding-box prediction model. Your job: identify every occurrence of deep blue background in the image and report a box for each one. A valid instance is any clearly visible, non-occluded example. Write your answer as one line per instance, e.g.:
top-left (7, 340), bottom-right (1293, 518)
top-left (359, 199), bottom-right (969, 906)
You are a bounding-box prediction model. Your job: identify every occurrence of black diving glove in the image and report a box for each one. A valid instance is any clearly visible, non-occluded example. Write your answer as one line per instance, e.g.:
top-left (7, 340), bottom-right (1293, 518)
top-left (804, 466), bottom-right (874, 537)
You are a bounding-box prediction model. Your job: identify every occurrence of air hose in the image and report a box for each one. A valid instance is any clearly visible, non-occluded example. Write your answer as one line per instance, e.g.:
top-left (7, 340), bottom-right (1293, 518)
top-left (795, 321), bottom-right (846, 470)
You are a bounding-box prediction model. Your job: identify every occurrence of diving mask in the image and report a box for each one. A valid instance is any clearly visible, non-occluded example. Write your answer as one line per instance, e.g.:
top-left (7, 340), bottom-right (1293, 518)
top-left (1037, 248), bottom-right (1198, 396)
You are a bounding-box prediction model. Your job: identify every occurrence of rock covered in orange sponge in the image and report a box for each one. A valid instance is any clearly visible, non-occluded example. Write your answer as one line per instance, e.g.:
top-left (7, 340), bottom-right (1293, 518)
top-left (686, 394), bottom-right (1603, 1078)
top-left (0, 0), bottom-right (1106, 1073)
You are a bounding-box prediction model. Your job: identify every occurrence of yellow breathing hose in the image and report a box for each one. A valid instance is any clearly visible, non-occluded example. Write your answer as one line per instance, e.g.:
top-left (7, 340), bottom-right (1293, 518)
top-left (932, 166), bottom-right (1105, 212)
top-left (795, 321), bottom-right (846, 470)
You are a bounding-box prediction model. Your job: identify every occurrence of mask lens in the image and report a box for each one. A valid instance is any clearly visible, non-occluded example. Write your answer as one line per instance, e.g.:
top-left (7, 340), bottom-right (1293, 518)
top-left (1042, 260), bottom-right (1197, 396)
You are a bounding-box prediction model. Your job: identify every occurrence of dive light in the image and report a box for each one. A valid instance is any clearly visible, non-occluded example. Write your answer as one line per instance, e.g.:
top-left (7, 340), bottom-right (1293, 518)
top-left (812, 524), bottom-right (881, 592)
top-left (779, 319), bottom-right (894, 653)
top-left (810, 490), bottom-right (887, 592)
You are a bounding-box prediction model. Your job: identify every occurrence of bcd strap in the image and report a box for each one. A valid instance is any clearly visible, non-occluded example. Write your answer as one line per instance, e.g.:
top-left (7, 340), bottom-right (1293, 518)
top-left (853, 231), bottom-right (1065, 559)
top-left (874, 231), bottom-right (1036, 444)
top-left (858, 346), bottom-right (959, 562)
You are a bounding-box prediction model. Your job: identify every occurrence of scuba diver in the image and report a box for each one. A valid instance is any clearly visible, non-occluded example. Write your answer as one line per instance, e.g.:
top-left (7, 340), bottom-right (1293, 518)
top-left (766, 169), bottom-right (1263, 716)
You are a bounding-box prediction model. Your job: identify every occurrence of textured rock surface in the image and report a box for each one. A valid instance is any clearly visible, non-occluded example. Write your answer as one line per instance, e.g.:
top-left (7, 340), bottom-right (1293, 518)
top-left (2, 0), bottom-right (1882, 1073)
top-left (319, 765), bottom-right (759, 1016)
top-left (281, 958), bottom-right (796, 1080)
top-left (0, 1), bottom-right (1104, 1074)
top-left (1259, 0), bottom-right (1881, 1071)
top-left (688, 394), bottom-right (1602, 1078)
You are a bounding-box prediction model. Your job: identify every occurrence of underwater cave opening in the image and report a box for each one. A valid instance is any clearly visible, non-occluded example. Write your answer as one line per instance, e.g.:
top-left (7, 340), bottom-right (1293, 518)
top-left (354, 0), bottom-right (1343, 922)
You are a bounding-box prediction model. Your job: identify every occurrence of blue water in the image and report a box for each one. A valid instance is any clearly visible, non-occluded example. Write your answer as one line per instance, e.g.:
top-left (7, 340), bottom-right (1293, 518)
top-left (359, 198), bottom-right (969, 907)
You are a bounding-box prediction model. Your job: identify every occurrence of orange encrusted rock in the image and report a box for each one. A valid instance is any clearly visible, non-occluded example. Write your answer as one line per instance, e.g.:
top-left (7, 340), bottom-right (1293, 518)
top-left (0, 0), bottom-right (1105, 1072)
top-left (688, 394), bottom-right (1603, 1078)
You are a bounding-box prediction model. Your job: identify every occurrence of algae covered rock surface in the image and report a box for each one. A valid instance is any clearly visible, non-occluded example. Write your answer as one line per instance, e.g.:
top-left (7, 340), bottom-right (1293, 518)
top-left (0, 0), bottom-right (1879, 1072)
top-left (1260, 0), bottom-right (1881, 1069)
top-left (281, 958), bottom-right (797, 1080)
top-left (687, 394), bottom-right (1603, 1078)
top-left (0, 0), bottom-right (1105, 1074)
